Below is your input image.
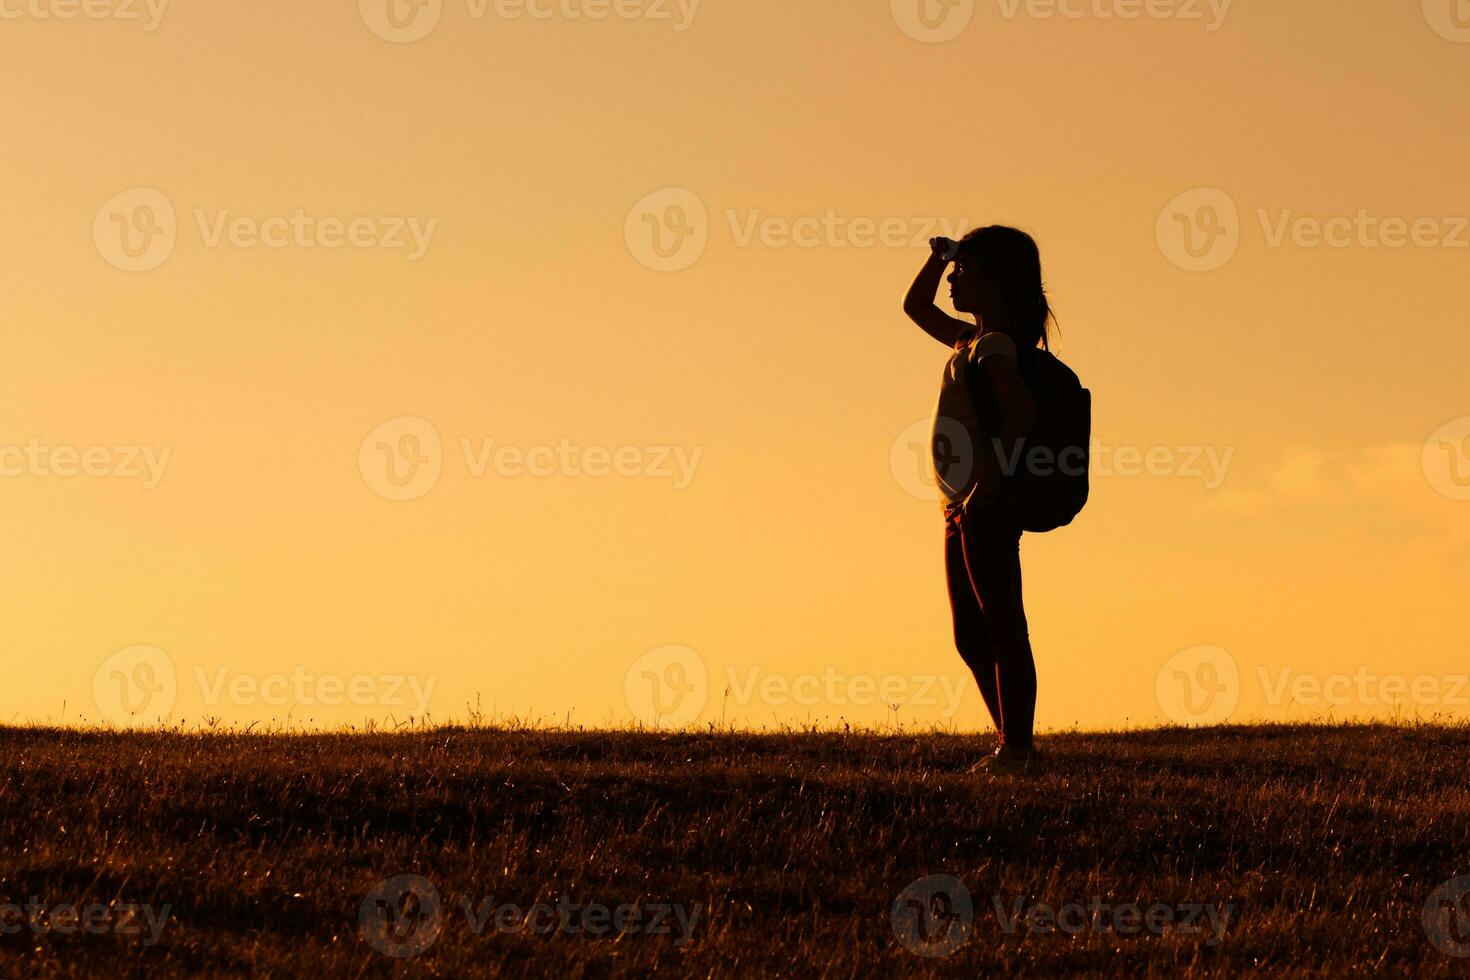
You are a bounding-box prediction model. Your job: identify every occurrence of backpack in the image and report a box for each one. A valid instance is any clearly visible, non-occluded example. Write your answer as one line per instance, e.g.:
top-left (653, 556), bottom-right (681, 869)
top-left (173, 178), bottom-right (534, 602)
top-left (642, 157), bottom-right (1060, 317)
top-left (965, 349), bottom-right (1091, 533)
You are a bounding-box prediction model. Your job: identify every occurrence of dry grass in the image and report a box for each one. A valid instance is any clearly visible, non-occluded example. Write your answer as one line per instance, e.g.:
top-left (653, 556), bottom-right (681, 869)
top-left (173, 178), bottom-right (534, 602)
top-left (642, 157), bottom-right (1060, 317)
top-left (2, 723), bottom-right (1469, 977)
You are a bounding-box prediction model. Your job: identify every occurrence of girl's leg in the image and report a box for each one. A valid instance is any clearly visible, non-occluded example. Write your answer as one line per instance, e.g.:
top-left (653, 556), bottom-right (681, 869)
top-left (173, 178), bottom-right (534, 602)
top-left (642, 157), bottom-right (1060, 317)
top-left (959, 504), bottom-right (1037, 754)
top-left (945, 510), bottom-right (1004, 733)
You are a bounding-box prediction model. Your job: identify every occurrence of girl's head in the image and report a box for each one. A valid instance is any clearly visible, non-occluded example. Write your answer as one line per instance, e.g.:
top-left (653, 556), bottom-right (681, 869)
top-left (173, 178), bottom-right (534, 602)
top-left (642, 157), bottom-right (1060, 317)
top-left (947, 225), bottom-right (1053, 351)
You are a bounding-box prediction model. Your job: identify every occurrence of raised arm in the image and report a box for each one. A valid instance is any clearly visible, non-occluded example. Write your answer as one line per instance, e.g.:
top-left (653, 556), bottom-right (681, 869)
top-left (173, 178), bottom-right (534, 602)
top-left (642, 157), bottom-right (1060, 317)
top-left (903, 238), bottom-right (973, 349)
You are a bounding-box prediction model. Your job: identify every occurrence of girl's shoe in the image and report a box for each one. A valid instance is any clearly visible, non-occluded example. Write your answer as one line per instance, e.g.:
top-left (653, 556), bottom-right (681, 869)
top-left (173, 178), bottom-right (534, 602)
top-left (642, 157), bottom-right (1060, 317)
top-left (970, 744), bottom-right (1037, 776)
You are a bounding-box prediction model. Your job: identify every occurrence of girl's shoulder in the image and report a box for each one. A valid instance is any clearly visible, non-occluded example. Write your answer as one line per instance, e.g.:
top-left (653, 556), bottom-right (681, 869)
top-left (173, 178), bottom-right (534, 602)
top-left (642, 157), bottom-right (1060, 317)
top-left (965, 330), bottom-right (1018, 364)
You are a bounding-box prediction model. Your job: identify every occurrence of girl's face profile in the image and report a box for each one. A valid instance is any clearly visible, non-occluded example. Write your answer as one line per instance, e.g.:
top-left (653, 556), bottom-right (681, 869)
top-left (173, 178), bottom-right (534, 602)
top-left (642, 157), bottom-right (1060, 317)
top-left (947, 258), bottom-right (984, 314)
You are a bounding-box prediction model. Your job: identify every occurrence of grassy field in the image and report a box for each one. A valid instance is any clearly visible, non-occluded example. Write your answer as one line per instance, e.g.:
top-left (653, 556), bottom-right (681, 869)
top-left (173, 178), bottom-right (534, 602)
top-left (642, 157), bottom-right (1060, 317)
top-left (2, 723), bottom-right (1469, 977)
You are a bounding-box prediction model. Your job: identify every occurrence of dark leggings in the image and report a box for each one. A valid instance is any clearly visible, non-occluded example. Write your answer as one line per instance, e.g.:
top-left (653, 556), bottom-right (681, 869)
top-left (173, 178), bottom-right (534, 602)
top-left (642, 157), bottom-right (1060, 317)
top-left (945, 502), bottom-right (1037, 753)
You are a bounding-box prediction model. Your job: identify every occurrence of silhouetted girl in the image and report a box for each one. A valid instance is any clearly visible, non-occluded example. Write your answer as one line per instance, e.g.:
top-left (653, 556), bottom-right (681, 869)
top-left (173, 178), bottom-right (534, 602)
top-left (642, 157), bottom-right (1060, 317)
top-left (903, 226), bottom-right (1056, 774)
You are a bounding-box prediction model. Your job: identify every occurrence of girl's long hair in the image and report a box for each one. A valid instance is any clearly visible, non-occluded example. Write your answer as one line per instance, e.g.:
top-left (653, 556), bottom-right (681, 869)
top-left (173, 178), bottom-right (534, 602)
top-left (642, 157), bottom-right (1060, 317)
top-left (957, 225), bottom-right (1055, 352)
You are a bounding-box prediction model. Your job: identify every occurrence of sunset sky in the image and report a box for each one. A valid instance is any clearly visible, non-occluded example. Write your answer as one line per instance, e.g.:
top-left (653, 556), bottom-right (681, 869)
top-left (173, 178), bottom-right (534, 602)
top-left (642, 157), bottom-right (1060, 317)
top-left (2, 0), bottom-right (1467, 731)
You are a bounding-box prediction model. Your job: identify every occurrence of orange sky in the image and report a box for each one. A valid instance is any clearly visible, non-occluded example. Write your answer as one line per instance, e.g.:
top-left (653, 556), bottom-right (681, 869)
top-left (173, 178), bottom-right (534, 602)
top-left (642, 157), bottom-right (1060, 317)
top-left (2, 0), bottom-right (1467, 731)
